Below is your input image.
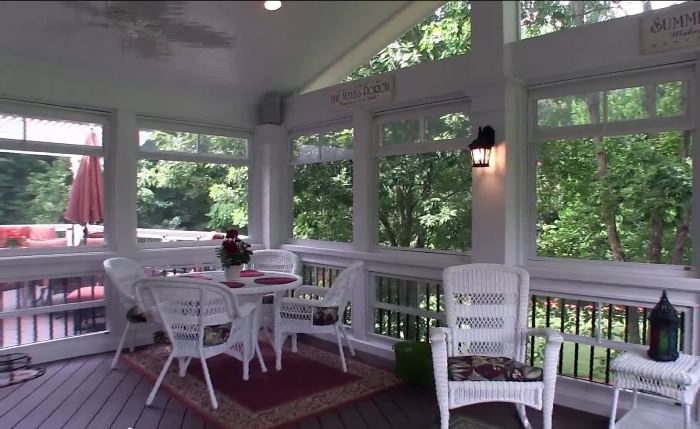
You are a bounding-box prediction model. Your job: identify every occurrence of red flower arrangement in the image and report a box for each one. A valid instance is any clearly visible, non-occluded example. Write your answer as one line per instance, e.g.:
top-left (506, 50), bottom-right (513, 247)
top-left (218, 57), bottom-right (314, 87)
top-left (216, 229), bottom-right (252, 267)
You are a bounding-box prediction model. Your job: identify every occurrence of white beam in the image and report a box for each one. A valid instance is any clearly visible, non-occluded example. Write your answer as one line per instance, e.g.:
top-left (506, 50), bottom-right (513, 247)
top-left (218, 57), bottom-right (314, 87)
top-left (301, 1), bottom-right (445, 94)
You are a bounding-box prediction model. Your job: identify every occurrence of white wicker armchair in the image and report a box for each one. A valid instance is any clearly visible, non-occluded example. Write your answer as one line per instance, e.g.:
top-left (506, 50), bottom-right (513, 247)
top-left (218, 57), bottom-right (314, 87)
top-left (430, 264), bottom-right (563, 429)
top-left (274, 262), bottom-right (362, 372)
top-left (103, 257), bottom-right (148, 369)
top-left (250, 249), bottom-right (301, 274)
top-left (135, 277), bottom-right (257, 409)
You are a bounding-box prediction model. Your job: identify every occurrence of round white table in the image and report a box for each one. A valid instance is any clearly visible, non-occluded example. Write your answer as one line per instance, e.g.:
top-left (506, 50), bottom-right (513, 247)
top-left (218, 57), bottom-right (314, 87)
top-left (187, 270), bottom-right (302, 372)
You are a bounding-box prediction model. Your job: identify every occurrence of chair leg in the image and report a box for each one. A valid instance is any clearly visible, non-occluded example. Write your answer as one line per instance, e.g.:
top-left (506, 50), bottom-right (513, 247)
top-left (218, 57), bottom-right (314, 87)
top-left (178, 357), bottom-right (191, 377)
top-left (341, 325), bottom-right (355, 356)
top-left (334, 324), bottom-right (347, 372)
top-left (292, 334), bottom-right (298, 353)
top-left (542, 394), bottom-right (554, 429)
top-left (146, 353), bottom-right (174, 406)
top-left (275, 332), bottom-right (285, 371)
top-left (516, 404), bottom-right (532, 429)
top-left (111, 322), bottom-right (130, 369)
top-left (199, 356), bottom-right (219, 409)
top-left (255, 335), bottom-right (268, 373)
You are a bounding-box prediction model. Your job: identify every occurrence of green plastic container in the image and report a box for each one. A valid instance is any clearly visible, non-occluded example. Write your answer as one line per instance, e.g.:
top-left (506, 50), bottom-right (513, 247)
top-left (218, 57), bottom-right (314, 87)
top-left (393, 341), bottom-right (434, 387)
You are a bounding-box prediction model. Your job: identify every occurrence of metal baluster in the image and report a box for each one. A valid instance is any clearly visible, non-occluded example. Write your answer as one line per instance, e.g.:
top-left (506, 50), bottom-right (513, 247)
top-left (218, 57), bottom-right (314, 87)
top-left (680, 311), bottom-right (686, 351)
top-left (574, 301), bottom-right (581, 379)
top-left (559, 298), bottom-right (565, 373)
top-left (425, 282), bottom-right (431, 340)
top-left (530, 295), bottom-right (537, 366)
top-left (606, 304), bottom-right (613, 384)
top-left (623, 306), bottom-right (630, 343)
top-left (377, 277), bottom-right (384, 334)
top-left (589, 302), bottom-right (595, 381)
top-left (15, 285), bottom-right (21, 345)
top-left (63, 278), bottom-right (69, 337)
top-left (0, 292), bottom-right (4, 347)
top-left (641, 308), bottom-right (648, 345)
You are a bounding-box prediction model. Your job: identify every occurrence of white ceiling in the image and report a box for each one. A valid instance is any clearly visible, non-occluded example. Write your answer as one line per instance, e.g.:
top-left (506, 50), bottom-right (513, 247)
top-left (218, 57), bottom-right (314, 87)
top-left (0, 1), bottom-right (413, 99)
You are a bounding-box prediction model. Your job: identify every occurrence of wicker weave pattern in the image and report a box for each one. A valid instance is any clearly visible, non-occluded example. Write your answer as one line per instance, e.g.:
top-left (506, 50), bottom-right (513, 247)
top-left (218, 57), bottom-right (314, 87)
top-left (250, 250), bottom-right (301, 275)
top-left (611, 350), bottom-right (700, 403)
top-left (431, 264), bottom-right (563, 429)
top-left (104, 257), bottom-right (149, 369)
top-left (274, 262), bottom-right (362, 373)
top-left (135, 277), bottom-right (257, 409)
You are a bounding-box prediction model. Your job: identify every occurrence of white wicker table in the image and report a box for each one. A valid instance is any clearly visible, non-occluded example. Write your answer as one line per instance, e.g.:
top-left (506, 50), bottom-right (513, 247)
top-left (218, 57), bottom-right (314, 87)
top-left (609, 350), bottom-right (700, 429)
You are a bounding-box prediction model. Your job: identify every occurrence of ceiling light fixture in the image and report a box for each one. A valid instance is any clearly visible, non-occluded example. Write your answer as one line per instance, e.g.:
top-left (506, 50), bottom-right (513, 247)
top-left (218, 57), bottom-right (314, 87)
top-left (264, 1), bottom-right (282, 11)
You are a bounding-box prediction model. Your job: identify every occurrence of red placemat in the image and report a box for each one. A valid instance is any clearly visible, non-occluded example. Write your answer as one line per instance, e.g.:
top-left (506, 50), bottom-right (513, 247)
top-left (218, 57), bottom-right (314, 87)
top-left (240, 270), bottom-right (264, 277)
top-left (181, 274), bottom-right (212, 280)
top-left (221, 281), bottom-right (244, 288)
top-left (254, 277), bottom-right (296, 285)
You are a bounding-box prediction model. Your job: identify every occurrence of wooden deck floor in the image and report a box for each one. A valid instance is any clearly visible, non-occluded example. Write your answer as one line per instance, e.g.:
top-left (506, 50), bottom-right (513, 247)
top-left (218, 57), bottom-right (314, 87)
top-left (0, 344), bottom-right (609, 429)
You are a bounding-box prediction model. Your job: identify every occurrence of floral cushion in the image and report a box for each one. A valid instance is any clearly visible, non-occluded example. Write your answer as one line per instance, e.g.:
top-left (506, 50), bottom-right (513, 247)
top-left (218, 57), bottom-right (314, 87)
top-left (153, 323), bottom-right (232, 347)
top-left (313, 307), bottom-right (339, 326)
top-left (447, 355), bottom-right (543, 382)
top-left (126, 306), bottom-right (147, 323)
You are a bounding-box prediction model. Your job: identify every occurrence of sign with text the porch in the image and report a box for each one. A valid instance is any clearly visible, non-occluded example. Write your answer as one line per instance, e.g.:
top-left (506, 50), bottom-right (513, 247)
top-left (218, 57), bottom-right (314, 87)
top-left (642, 2), bottom-right (700, 54)
top-left (328, 75), bottom-right (395, 108)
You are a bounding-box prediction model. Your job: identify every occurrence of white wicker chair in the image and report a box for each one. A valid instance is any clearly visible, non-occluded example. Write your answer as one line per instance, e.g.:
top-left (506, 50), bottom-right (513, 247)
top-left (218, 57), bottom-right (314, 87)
top-left (274, 262), bottom-right (361, 372)
top-left (430, 264), bottom-right (563, 429)
top-left (103, 257), bottom-right (148, 369)
top-left (250, 249), bottom-right (302, 348)
top-left (135, 277), bottom-right (257, 409)
top-left (250, 249), bottom-right (301, 274)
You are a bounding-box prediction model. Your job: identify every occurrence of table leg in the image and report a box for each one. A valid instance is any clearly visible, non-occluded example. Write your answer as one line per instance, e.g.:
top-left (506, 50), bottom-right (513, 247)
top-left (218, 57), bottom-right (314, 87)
top-left (609, 388), bottom-right (620, 429)
top-left (632, 389), bottom-right (638, 409)
top-left (685, 403), bottom-right (692, 429)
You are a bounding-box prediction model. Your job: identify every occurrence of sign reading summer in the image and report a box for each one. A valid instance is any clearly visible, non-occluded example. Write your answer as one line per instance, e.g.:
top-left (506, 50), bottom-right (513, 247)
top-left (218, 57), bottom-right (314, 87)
top-left (329, 75), bottom-right (394, 108)
top-left (642, 2), bottom-right (700, 54)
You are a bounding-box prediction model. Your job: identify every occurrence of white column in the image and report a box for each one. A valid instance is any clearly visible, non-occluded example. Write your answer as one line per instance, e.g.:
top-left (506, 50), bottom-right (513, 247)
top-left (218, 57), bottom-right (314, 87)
top-left (350, 108), bottom-right (375, 340)
top-left (108, 109), bottom-right (138, 256)
top-left (468, 1), bottom-right (523, 265)
top-left (254, 124), bottom-right (290, 249)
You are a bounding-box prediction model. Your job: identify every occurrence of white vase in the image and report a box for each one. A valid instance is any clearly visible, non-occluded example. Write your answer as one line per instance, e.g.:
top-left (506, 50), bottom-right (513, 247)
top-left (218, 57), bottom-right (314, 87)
top-left (224, 265), bottom-right (242, 280)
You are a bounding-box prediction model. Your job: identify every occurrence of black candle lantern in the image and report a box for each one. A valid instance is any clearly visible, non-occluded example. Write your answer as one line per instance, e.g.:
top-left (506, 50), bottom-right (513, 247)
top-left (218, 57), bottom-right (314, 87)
top-left (647, 291), bottom-right (680, 362)
top-left (468, 126), bottom-right (495, 167)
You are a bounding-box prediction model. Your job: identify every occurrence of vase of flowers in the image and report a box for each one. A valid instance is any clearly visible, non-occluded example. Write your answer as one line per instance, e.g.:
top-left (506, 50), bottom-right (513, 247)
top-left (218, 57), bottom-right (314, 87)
top-left (216, 229), bottom-right (252, 280)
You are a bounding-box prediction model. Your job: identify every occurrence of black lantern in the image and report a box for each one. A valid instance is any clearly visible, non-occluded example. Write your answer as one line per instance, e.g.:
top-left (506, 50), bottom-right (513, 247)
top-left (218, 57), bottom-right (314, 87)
top-left (648, 291), bottom-right (680, 362)
top-left (468, 125), bottom-right (495, 167)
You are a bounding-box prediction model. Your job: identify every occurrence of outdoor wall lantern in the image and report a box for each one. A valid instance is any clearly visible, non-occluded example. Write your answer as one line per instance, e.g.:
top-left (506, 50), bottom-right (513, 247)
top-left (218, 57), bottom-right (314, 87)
top-left (648, 290), bottom-right (680, 362)
top-left (468, 125), bottom-right (495, 167)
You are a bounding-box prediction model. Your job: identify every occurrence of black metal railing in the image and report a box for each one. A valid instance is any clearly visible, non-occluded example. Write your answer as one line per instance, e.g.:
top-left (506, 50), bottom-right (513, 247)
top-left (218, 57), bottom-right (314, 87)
top-left (301, 264), bottom-right (350, 325)
top-left (0, 273), bottom-right (106, 348)
top-left (373, 274), bottom-right (444, 342)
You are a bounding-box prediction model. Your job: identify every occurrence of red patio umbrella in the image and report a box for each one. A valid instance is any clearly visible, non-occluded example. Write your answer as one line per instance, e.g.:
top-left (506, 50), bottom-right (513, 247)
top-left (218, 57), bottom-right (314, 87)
top-left (64, 130), bottom-right (104, 245)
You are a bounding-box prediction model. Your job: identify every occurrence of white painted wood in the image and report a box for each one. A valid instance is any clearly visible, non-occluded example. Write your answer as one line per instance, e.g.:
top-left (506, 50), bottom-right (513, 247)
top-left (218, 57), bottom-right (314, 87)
top-left (255, 124), bottom-right (290, 249)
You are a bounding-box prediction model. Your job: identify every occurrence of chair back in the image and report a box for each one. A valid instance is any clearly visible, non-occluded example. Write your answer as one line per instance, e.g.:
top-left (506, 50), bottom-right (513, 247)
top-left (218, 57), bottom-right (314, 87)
top-left (321, 262), bottom-right (363, 311)
top-left (250, 249), bottom-right (301, 274)
top-left (134, 277), bottom-right (241, 354)
top-left (443, 263), bottom-right (529, 361)
top-left (103, 257), bottom-right (146, 304)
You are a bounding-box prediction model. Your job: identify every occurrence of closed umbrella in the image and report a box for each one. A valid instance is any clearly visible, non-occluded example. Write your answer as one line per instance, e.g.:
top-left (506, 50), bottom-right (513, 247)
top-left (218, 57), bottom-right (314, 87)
top-left (64, 130), bottom-right (104, 245)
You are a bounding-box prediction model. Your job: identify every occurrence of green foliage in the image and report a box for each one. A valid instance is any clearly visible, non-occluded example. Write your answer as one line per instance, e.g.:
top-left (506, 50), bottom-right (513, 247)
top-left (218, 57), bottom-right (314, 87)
top-left (347, 1), bottom-right (471, 80)
top-left (137, 131), bottom-right (248, 233)
top-left (26, 157), bottom-right (73, 223)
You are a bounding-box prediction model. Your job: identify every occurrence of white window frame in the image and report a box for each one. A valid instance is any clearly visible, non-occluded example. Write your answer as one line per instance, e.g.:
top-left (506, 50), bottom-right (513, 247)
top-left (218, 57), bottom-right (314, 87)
top-left (526, 65), bottom-right (697, 272)
top-left (372, 98), bottom-right (473, 255)
top-left (135, 116), bottom-right (253, 249)
top-left (0, 99), bottom-right (111, 257)
top-left (288, 119), bottom-right (354, 247)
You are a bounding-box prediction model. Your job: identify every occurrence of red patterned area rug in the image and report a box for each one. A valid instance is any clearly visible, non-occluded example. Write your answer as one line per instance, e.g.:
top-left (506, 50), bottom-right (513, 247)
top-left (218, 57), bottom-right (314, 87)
top-left (122, 342), bottom-right (401, 429)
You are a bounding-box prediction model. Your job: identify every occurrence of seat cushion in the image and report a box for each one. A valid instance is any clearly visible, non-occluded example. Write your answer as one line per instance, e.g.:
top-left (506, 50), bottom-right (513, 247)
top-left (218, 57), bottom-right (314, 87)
top-left (313, 306), bottom-right (339, 326)
top-left (447, 355), bottom-right (543, 382)
top-left (153, 323), bottom-right (233, 347)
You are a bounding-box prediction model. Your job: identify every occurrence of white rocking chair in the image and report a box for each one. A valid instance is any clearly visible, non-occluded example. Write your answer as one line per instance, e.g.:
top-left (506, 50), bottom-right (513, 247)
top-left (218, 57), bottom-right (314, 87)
top-left (430, 264), bottom-right (563, 429)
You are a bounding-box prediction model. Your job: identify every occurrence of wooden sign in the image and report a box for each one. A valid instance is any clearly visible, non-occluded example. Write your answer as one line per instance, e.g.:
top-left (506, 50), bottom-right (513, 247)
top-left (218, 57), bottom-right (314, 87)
top-left (642, 2), bottom-right (700, 54)
top-left (328, 75), bottom-right (394, 108)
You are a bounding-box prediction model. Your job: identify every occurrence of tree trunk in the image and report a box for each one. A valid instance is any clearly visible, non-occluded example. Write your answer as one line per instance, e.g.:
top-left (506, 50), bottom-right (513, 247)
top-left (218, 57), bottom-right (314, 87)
top-left (671, 130), bottom-right (693, 265)
top-left (649, 215), bottom-right (663, 263)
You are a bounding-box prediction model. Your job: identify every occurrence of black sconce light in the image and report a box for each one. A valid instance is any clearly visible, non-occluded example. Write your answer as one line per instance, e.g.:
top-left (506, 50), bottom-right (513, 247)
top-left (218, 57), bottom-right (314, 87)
top-left (648, 290), bottom-right (680, 362)
top-left (468, 125), bottom-right (495, 167)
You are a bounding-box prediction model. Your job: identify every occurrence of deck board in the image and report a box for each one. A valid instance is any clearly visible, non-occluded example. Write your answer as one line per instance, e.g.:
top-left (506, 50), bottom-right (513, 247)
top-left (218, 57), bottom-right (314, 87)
top-left (0, 350), bottom-right (609, 429)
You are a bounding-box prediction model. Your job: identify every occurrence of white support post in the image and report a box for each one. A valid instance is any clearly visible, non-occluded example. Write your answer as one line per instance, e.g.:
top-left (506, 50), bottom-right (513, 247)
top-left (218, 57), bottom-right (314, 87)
top-left (349, 108), bottom-right (375, 341)
top-left (255, 124), bottom-right (290, 249)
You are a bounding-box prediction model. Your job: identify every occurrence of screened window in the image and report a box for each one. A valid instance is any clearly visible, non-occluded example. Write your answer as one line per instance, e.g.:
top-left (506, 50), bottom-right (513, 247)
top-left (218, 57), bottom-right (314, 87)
top-left (531, 70), bottom-right (693, 266)
top-left (0, 107), bottom-right (107, 252)
top-left (291, 127), bottom-right (353, 243)
top-left (137, 121), bottom-right (250, 245)
top-left (520, 1), bottom-right (686, 39)
top-left (376, 104), bottom-right (472, 252)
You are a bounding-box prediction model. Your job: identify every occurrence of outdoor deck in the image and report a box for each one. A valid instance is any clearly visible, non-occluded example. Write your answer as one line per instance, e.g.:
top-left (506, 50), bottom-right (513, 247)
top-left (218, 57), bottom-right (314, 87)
top-left (0, 341), bottom-right (608, 429)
